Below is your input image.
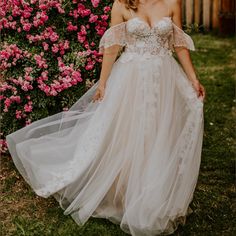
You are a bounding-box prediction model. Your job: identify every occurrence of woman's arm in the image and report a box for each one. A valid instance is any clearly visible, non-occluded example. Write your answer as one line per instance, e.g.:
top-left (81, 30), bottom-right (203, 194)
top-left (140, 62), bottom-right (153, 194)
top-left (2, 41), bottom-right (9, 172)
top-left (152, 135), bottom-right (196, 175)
top-left (171, 0), bottom-right (206, 100)
top-left (92, 0), bottom-right (124, 102)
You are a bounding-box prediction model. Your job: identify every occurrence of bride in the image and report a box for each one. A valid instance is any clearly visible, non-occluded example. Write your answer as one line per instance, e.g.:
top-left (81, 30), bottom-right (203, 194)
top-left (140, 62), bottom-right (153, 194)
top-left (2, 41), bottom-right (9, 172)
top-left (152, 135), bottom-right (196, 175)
top-left (6, 0), bottom-right (206, 235)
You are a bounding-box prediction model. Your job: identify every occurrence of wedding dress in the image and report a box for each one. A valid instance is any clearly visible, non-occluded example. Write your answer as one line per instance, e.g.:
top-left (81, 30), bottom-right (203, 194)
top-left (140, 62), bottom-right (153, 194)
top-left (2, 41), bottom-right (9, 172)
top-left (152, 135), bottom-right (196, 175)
top-left (6, 11), bottom-right (204, 236)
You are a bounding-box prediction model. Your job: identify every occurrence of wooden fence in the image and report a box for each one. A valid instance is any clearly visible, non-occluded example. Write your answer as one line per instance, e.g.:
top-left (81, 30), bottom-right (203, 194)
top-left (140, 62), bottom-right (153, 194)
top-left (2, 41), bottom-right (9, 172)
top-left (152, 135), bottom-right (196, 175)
top-left (182, 0), bottom-right (235, 32)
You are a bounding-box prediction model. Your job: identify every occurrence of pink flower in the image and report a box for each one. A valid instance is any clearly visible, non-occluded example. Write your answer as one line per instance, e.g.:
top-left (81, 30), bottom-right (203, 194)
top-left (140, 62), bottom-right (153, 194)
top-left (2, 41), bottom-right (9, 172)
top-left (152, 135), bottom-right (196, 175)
top-left (103, 6), bottom-right (111, 13)
top-left (22, 11), bottom-right (31, 18)
top-left (101, 14), bottom-right (109, 21)
top-left (24, 75), bottom-right (33, 81)
top-left (52, 44), bottom-right (59, 53)
top-left (25, 67), bottom-right (33, 73)
top-left (95, 25), bottom-right (106, 36)
top-left (49, 32), bottom-right (59, 42)
top-left (82, 9), bottom-right (91, 17)
top-left (72, 9), bottom-right (78, 19)
top-left (72, 71), bottom-right (82, 81)
top-left (49, 88), bottom-right (58, 96)
top-left (33, 54), bottom-right (48, 68)
top-left (89, 14), bottom-right (98, 23)
top-left (33, 19), bottom-right (41, 27)
top-left (24, 103), bottom-right (33, 112)
top-left (12, 6), bottom-right (22, 17)
top-left (77, 34), bottom-right (86, 43)
top-left (85, 64), bottom-right (94, 70)
top-left (55, 3), bottom-right (65, 14)
top-left (91, 0), bottom-right (100, 8)
top-left (84, 41), bottom-right (89, 49)
top-left (10, 95), bottom-right (21, 103)
top-left (67, 22), bottom-right (78, 31)
top-left (0, 139), bottom-right (8, 153)
top-left (77, 4), bottom-right (91, 17)
top-left (42, 42), bottom-right (49, 51)
top-left (16, 110), bottom-right (22, 119)
top-left (39, 4), bottom-right (48, 10)
top-left (60, 50), bottom-right (65, 55)
top-left (4, 98), bottom-right (11, 107)
top-left (33, 11), bottom-right (48, 27)
top-left (80, 25), bottom-right (87, 35)
top-left (0, 50), bottom-right (11, 60)
top-left (63, 40), bottom-right (70, 50)
top-left (41, 71), bottom-right (48, 80)
top-left (40, 11), bottom-right (49, 22)
top-left (21, 80), bottom-right (33, 91)
top-left (77, 3), bottom-right (86, 12)
top-left (43, 85), bottom-right (50, 94)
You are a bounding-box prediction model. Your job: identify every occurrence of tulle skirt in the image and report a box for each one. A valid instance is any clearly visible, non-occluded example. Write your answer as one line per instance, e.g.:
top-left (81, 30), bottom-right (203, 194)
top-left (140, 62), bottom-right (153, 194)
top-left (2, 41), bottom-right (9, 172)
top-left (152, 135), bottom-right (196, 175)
top-left (6, 51), bottom-right (204, 236)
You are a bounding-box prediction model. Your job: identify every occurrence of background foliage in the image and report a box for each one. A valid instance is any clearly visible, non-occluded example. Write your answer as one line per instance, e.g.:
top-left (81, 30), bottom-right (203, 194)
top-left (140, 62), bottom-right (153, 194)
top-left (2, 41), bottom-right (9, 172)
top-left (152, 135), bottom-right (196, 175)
top-left (0, 0), bottom-right (112, 153)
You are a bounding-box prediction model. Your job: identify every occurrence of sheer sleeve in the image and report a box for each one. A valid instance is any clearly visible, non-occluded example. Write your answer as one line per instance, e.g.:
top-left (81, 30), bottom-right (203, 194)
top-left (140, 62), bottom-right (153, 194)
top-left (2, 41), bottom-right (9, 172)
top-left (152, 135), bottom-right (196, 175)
top-left (98, 22), bottom-right (127, 54)
top-left (170, 23), bottom-right (195, 51)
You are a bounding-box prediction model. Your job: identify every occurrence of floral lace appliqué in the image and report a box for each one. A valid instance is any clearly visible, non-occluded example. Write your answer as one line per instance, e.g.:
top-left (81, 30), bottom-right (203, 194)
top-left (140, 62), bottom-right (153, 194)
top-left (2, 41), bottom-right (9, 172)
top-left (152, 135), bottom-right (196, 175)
top-left (98, 17), bottom-right (195, 59)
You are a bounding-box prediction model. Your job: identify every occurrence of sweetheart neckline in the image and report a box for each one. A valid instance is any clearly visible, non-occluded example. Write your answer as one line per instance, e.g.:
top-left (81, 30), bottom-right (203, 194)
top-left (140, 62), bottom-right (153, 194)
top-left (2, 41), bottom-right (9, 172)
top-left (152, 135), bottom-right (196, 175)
top-left (126, 16), bottom-right (172, 30)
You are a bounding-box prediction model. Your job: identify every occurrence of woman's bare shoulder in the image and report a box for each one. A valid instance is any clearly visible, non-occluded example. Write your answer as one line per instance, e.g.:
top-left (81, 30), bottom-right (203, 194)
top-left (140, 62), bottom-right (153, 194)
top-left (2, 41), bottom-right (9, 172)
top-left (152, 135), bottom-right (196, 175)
top-left (112, 0), bottom-right (126, 10)
top-left (165, 0), bottom-right (181, 10)
top-left (110, 0), bottom-right (127, 26)
top-left (165, 0), bottom-right (182, 26)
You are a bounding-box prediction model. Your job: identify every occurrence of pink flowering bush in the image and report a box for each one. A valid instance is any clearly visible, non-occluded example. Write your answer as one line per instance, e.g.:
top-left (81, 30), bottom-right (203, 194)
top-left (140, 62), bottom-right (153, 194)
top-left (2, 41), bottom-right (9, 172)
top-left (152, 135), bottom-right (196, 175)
top-left (0, 0), bottom-right (112, 154)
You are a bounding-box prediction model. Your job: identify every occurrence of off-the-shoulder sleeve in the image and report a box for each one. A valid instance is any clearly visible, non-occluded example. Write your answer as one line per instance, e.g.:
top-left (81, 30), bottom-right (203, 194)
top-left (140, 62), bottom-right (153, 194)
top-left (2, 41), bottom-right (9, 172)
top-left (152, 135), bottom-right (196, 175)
top-left (170, 23), bottom-right (195, 51)
top-left (98, 22), bottom-right (127, 54)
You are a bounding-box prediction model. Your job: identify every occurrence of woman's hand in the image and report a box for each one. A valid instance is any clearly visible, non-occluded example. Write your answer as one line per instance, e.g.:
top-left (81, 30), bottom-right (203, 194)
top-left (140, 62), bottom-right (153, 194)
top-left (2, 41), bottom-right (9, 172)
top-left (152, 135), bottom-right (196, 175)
top-left (92, 82), bottom-right (106, 103)
top-left (191, 79), bottom-right (206, 102)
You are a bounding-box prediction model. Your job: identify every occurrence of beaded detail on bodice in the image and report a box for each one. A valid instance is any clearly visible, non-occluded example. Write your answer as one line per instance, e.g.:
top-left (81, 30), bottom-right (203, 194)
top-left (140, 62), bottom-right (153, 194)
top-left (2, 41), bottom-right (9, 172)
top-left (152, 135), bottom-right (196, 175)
top-left (98, 17), bottom-right (195, 58)
top-left (124, 16), bottom-right (173, 56)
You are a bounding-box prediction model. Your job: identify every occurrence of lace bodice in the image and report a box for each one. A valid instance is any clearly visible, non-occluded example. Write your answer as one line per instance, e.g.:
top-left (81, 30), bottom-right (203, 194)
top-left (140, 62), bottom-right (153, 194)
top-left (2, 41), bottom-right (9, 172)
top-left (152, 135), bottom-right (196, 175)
top-left (99, 17), bottom-right (195, 59)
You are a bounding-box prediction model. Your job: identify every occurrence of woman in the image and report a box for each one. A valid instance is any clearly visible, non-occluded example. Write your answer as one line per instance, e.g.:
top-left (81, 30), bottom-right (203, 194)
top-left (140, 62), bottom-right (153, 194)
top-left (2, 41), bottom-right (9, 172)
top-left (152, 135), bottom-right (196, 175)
top-left (6, 0), bottom-right (206, 235)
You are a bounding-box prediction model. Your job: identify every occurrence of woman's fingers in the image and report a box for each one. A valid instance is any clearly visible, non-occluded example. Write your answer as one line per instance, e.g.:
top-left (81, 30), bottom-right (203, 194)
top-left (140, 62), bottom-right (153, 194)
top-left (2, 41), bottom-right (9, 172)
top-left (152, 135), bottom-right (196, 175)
top-left (99, 90), bottom-right (104, 101)
top-left (200, 84), bottom-right (206, 99)
top-left (92, 91), bottom-right (99, 103)
top-left (198, 84), bottom-right (206, 101)
top-left (192, 81), bottom-right (206, 101)
top-left (92, 89), bottom-right (105, 103)
top-left (193, 82), bottom-right (201, 97)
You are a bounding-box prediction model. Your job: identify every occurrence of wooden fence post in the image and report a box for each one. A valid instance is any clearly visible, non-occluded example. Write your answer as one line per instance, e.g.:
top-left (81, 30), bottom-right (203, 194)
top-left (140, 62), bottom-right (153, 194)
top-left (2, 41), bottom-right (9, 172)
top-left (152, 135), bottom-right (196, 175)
top-left (203, 0), bottom-right (211, 29)
top-left (219, 0), bottom-right (236, 35)
top-left (182, 0), bottom-right (186, 23)
top-left (212, 0), bottom-right (219, 29)
top-left (186, 0), bottom-right (194, 25)
top-left (182, 0), bottom-right (232, 31)
top-left (194, 0), bottom-right (201, 25)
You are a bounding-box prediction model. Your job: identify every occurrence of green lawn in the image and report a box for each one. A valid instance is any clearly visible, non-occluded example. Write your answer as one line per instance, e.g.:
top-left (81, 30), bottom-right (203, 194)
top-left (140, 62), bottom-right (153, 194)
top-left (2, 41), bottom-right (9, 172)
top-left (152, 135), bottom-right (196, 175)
top-left (0, 34), bottom-right (235, 236)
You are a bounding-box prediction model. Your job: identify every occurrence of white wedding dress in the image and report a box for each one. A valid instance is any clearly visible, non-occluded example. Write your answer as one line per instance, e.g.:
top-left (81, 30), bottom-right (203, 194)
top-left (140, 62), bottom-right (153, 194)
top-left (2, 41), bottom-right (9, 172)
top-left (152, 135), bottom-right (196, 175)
top-left (6, 14), bottom-right (204, 236)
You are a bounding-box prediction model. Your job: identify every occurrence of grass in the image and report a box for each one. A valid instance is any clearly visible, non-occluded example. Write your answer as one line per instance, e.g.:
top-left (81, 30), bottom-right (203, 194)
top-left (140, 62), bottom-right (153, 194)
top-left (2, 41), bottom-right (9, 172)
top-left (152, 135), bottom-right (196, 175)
top-left (0, 33), bottom-right (235, 236)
